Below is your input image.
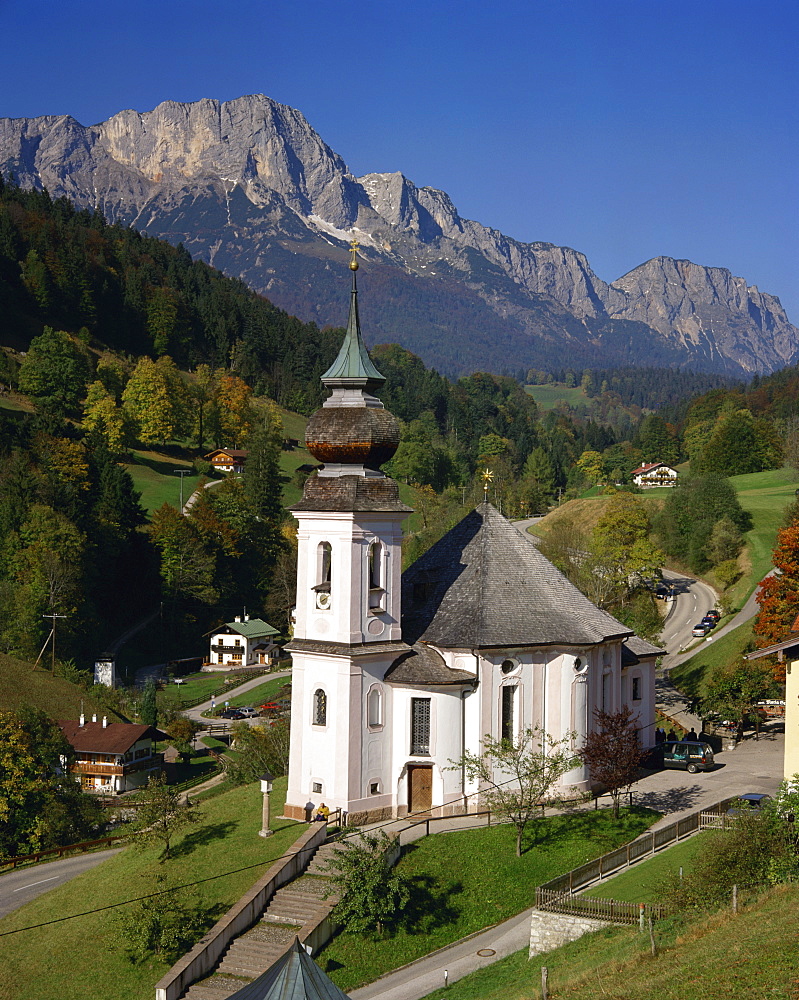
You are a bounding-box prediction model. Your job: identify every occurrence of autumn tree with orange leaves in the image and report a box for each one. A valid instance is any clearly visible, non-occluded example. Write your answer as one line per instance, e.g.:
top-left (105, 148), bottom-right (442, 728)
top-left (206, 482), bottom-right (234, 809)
top-left (753, 502), bottom-right (799, 681)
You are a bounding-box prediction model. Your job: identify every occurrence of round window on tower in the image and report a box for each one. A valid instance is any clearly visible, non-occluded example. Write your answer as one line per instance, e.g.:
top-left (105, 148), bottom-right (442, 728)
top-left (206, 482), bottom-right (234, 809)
top-left (501, 658), bottom-right (519, 675)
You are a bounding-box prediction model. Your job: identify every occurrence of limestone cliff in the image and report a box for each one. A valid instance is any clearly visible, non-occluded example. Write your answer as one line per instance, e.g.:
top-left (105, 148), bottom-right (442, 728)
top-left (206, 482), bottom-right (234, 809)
top-left (1, 94), bottom-right (795, 376)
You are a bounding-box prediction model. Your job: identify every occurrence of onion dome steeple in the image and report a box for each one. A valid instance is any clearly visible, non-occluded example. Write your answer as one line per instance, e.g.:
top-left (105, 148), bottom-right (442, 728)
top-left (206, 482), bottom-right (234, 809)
top-left (304, 242), bottom-right (401, 478)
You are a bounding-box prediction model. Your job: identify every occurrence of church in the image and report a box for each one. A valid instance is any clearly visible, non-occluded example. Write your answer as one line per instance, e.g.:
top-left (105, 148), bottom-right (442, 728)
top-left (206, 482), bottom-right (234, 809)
top-left (284, 247), bottom-right (659, 825)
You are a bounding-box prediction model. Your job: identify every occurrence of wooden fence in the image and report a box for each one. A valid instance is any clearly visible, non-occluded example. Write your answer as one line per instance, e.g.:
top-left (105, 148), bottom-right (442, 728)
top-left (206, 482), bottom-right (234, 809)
top-left (535, 888), bottom-right (670, 924)
top-left (537, 799), bottom-right (734, 897)
top-left (0, 833), bottom-right (128, 871)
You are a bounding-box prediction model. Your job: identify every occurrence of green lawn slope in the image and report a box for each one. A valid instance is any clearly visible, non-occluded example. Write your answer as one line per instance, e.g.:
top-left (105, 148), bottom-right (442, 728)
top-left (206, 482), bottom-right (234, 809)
top-left (727, 466), bottom-right (797, 606)
top-left (0, 778), bottom-right (304, 1000)
top-left (420, 884), bottom-right (799, 1000)
top-left (0, 653), bottom-right (109, 718)
top-left (321, 808), bottom-right (659, 991)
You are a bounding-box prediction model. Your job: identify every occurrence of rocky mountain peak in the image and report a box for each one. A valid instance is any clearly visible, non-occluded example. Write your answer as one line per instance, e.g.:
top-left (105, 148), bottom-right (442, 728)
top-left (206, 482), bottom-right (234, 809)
top-left (0, 94), bottom-right (796, 377)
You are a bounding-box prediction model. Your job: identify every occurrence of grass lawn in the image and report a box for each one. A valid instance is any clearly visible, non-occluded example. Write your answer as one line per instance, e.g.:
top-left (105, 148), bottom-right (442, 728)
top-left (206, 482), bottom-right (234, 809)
top-left (418, 883), bottom-right (799, 1000)
top-left (123, 449), bottom-right (201, 514)
top-left (225, 676), bottom-right (291, 710)
top-left (524, 383), bottom-right (588, 410)
top-left (0, 778), bottom-right (305, 1000)
top-left (583, 833), bottom-right (707, 904)
top-left (158, 670), bottom-right (270, 709)
top-left (669, 620), bottom-right (754, 699)
top-left (727, 466), bottom-right (797, 607)
top-left (320, 807), bottom-right (659, 992)
top-left (0, 653), bottom-right (108, 718)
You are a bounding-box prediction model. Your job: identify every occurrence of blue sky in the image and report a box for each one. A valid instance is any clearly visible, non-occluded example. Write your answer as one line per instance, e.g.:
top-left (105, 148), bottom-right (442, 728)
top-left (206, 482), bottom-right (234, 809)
top-left (2, 0), bottom-right (797, 321)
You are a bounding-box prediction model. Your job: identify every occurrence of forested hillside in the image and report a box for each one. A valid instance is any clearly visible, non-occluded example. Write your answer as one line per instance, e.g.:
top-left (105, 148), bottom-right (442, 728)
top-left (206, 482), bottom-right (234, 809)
top-left (2, 175), bottom-right (799, 671)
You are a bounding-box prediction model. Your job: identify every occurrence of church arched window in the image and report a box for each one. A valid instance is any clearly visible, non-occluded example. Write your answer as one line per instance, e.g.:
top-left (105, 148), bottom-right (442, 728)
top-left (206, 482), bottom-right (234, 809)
top-left (314, 542), bottom-right (332, 610)
top-left (313, 688), bottom-right (327, 726)
top-left (367, 685), bottom-right (383, 729)
top-left (368, 541), bottom-right (385, 612)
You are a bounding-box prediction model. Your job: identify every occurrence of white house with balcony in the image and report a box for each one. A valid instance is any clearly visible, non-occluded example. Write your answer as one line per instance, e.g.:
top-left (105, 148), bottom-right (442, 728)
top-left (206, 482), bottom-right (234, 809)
top-left (206, 616), bottom-right (280, 669)
top-left (58, 715), bottom-right (166, 793)
top-left (631, 462), bottom-right (679, 488)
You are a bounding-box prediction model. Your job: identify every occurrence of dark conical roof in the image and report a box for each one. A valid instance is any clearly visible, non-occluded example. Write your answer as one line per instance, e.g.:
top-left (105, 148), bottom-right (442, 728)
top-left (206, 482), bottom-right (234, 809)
top-left (222, 938), bottom-right (351, 1000)
top-left (401, 503), bottom-right (632, 649)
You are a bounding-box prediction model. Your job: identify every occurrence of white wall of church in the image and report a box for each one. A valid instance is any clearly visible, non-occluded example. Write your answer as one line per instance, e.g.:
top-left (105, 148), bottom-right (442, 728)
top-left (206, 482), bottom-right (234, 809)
top-left (390, 685), bottom-right (467, 815)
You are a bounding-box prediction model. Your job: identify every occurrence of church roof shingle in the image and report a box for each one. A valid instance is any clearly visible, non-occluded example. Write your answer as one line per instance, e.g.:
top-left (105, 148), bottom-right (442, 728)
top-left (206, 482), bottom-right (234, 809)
top-left (385, 643), bottom-right (476, 686)
top-left (401, 503), bottom-right (632, 649)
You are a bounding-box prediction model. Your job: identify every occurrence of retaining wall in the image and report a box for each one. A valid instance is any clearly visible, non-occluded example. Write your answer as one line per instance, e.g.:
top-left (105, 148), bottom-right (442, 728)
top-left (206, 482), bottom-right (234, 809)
top-left (529, 910), bottom-right (611, 957)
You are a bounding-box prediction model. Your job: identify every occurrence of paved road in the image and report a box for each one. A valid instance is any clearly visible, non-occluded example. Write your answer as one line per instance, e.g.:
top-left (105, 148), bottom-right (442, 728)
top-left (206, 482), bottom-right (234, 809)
top-left (659, 569), bottom-right (717, 667)
top-left (0, 849), bottom-right (123, 919)
top-left (183, 669), bottom-right (293, 725)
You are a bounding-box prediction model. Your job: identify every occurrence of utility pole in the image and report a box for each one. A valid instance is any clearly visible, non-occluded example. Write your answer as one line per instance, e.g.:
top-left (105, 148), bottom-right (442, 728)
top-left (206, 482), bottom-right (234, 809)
top-left (174, 469), bottom-right (190, 512)
top-left (42, 613), bottom-right (67, 671)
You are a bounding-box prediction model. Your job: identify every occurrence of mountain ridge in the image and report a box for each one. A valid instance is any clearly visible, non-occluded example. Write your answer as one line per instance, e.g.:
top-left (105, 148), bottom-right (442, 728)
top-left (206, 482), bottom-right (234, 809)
top-left (1, 93), bottom-right (795, 377)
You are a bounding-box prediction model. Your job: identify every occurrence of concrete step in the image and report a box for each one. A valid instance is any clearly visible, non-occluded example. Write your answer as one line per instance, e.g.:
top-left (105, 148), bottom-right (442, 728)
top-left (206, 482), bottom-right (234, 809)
top-left (182, 977), bottom-right (251, 999)
top-left (224, 942), bottom-right (289, 961)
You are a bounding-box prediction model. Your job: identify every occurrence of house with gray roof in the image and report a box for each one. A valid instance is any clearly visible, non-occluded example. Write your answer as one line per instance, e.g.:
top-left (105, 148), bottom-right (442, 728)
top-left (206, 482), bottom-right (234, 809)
top-left (283, 248), bottom-right (661, 825)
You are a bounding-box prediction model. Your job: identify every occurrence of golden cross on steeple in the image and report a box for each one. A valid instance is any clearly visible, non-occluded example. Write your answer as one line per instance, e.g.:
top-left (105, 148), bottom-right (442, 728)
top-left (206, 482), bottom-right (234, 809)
top-left (481, 467), bottom-right (494, 503)
top-left (349, 239), bottom-right (360, 271)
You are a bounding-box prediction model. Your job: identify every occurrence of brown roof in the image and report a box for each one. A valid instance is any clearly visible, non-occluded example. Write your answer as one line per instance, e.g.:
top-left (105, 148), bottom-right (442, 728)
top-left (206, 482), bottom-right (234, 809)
top-left (58, 720), bottom-right (167, 754)
top-left (205, 449), bottom-right (249, 460)
top-left (631, 462), bottom-right (673, 475)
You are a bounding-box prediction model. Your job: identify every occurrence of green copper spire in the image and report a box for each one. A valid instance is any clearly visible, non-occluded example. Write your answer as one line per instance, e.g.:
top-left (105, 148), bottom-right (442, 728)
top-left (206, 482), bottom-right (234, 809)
top-left (321, 241), bottom-right (385, 393)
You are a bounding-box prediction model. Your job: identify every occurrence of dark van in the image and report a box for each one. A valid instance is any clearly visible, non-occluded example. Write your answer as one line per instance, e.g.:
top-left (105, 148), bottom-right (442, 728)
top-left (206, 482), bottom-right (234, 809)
top-left (663, 741), bottom-right (715, 773)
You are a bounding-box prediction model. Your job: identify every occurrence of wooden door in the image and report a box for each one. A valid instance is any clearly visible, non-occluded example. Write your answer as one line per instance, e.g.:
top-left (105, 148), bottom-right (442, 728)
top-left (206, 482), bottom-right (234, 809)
top-left (408, 765), bottom-right (433, 814)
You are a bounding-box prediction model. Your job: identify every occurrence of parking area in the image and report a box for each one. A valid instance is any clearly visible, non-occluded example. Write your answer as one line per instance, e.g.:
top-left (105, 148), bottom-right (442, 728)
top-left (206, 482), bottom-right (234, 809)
top-left (634, 722), bottom-right (784, 830)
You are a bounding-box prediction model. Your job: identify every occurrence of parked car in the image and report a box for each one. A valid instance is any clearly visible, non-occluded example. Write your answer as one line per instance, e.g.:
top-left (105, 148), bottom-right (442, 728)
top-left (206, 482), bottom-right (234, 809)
top-left (662, 741), bottom-right (715, 773)
top-left (692, 623), bottom-right (709, 637)
top-left (705, 609), bottom-right (721, 623)
top-left (237, 706), bottom-right (259, 718)
top-left (219, 708), bottom-right (245, 720)
top-left (727, 793), bottom-right (772, 815)
top-left (260, 701), bottom-right (280, 715)
top-left (700, 615), bottom-right (717, 629)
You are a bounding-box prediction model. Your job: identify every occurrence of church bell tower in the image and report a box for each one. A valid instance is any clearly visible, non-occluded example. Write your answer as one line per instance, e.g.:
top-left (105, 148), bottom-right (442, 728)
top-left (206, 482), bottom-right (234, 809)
top-left (284, 243), bottom-right (411, 823)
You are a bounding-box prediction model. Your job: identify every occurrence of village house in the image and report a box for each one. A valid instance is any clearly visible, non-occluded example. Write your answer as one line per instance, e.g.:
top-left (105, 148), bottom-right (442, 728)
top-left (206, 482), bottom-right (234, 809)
top-left (204, 448), bottom-right (249, 474)
top-left (58, 715), bottom-right (166, 793)
top-left (631, 461), bottom-right (679, 488)
top-left (206, 615), bottom-right (280, 669)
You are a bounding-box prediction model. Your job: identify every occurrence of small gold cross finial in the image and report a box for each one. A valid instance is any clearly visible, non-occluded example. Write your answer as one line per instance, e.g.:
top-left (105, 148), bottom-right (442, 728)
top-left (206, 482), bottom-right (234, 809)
top-left (349, 239), bottom-right (360, 271)
top-left (481, 467), bottom-right (494, 502)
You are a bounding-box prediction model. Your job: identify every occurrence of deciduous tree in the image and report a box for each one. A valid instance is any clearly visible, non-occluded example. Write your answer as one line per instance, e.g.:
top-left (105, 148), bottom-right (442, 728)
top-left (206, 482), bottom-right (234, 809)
top-left (578, 707), bottom-right (644, 817)
top-left (322, 830), bottom-right (410, 936)
top-left (0, 708), bottom-right (103, 858)
top-left (132, 774), bottom-right (200, 861)
top-left (699, 659), bottom-right (775, 740)
top-left (754, 516), bottom-right (799, 681)
top-left (18, 326), bottom-right (91, 413)
top-left (451, 726), bottom-right (578, 857)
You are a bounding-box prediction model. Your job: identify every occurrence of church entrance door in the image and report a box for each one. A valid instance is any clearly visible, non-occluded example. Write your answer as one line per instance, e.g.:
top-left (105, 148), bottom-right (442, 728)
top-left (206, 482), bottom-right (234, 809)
top-left (408, 765), bottom-right (433, 814)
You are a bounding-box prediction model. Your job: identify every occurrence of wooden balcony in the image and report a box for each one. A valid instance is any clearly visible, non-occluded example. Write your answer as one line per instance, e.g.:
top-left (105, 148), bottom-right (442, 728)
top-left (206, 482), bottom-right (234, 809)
top-left (72, 753), bottom-right (163, 776)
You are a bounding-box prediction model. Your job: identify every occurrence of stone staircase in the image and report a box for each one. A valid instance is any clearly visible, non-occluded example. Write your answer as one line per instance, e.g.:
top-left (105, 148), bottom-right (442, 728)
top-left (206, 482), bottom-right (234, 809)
top-left (181, 840), bottom-right (348, 999)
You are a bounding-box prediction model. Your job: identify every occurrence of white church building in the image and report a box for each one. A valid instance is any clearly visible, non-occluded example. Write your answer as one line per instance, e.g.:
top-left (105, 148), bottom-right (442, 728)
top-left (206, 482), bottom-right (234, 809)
top-left (284, 247), bottom-right (660, 825)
